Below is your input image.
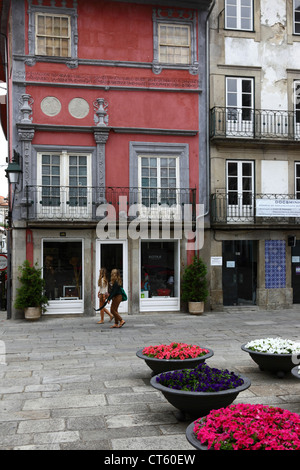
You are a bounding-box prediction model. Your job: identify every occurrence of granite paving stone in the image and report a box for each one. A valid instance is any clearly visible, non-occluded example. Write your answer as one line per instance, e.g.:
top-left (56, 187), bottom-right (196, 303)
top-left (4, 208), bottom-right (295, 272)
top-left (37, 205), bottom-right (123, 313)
top-left (1, 308), bottom-right (300, 450)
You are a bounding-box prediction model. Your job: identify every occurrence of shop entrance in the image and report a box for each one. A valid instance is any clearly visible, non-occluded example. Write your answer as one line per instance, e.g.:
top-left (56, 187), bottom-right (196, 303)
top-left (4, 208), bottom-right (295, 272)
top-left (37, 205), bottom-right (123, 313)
top-left (96, 240), bottom-right (128, 312)
top-left (292, 241), bottom-right (300, 303)
top-left (222, 240), bottom-right (257, 306)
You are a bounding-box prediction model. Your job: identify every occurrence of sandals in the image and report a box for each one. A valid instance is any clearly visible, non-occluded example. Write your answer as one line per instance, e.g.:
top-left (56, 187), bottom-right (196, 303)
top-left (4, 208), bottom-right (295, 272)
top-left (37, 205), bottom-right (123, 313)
top-left (110, 320), bottom-right (126, 329)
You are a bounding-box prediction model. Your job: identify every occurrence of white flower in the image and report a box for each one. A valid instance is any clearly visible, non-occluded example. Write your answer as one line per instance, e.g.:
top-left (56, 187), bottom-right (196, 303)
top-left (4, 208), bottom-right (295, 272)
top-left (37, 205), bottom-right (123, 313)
top-left (245, 338), bottom-right (300, 354)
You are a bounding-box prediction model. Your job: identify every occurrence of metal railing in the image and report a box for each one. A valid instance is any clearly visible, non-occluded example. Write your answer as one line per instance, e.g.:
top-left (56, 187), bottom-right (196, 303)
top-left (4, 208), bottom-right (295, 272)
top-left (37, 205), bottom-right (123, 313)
top-left (210, 107), bottom-right (300, 140)
top-left (211, 192), bottom-right (300, 224)
top-left (25, 185), bottom-right (197, 222)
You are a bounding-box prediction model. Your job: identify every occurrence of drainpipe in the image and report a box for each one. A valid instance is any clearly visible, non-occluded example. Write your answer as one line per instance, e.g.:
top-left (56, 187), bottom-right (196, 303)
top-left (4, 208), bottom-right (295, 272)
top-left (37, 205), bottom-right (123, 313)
top-left (194, 0), bottom-right (215, 246)
top-left (203, 0), bottom-right (216, 219)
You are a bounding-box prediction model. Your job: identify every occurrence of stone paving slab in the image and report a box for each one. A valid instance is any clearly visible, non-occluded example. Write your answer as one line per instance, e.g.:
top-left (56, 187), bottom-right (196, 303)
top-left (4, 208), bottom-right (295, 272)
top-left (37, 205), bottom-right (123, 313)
top-left (1, 308), bottom-right (300, 450)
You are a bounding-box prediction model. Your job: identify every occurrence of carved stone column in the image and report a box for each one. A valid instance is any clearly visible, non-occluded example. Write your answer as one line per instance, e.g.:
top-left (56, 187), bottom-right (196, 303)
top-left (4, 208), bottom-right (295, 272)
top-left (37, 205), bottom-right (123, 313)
top-left (94, 129), bottom-right (110, 205)
top-left (17, 127), bottom-right (35, 217)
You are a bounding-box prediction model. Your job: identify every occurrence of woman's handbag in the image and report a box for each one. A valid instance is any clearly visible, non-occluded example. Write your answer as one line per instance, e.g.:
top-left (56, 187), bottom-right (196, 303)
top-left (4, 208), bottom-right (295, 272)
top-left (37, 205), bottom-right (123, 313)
top-left (120, 287), bottom-right (127, 301)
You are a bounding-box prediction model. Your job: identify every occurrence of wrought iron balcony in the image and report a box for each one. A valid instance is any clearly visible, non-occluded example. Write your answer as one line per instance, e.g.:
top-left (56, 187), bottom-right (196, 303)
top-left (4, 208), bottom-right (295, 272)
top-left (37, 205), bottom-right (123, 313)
top-left (210, 107), bottom-right (300, 141)
top-left (24, 185), bottom-right (196, 222)
top-left (211, 192), bottom-right (300, 225)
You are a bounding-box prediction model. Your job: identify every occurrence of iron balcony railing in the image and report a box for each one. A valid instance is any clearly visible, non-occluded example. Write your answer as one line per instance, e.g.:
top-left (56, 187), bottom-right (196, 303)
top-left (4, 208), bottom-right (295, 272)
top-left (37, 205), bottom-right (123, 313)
top-left (210, 107), bottom-right (300, 140)
top-left (25, 185), bottom-right (197, 222)
top-left (211, 192), bottom-right (300, 224)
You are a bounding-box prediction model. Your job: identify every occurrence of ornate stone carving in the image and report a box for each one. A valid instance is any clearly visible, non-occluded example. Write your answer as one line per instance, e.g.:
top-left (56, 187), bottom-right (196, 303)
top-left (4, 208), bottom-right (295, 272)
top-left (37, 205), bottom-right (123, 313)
top-left (94, 98), bottom-right (109, 127)
top-left (18, 94), bottom-right (34, 124)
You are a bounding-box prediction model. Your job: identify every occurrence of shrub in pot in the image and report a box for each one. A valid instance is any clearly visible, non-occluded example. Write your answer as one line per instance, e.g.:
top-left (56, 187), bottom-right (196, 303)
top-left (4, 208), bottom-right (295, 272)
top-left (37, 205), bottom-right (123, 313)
top-left (181, 255), bottom-right (209, 314)
top-left (14, 260), bottom-right (48, 320)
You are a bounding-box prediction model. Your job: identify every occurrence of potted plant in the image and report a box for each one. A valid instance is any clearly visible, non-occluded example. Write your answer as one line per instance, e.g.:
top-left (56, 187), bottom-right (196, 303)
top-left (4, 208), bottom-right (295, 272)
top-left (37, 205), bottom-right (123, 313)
top-left (150, 362), bottom-right (250, 420)
top-left (136, 342), bottom-right (213, 374)
top-left (241, 337), bottom-right (300, 378)
top-left (14, 260), bottom-right (48, 320)
top-left (186, 403), bottom-right (300, 450)
top-left (181, 255), bottom-right (209, 314)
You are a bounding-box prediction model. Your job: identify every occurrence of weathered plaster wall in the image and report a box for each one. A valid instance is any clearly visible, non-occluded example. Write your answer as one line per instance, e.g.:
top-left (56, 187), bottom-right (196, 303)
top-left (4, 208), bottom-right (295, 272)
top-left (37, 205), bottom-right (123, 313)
top-left (224, 0), bottom-right (299, 110)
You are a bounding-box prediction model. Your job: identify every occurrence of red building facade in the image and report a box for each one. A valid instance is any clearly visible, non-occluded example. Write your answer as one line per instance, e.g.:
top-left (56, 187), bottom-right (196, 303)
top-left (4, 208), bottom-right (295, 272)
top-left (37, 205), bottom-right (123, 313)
top-left (1, 0), bottom-right (213, 318)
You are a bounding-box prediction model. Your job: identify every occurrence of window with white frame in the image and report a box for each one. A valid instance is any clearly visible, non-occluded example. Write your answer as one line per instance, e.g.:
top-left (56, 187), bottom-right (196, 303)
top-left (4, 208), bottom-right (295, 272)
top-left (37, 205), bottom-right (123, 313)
top-left (226, 160), bottom-right (254, 219)
top-left (37, 152), bottom-right (91, 217)
top-left (158, 23), bottom-right (191, 64)
top-left (35, 13), bottom-right (71, 57)
top-left (225, 0), bottom-right (253, 31)
top-left (294, 0), bottom-right (300, 34)
top-left (139, 156), bottom-right (179, 208)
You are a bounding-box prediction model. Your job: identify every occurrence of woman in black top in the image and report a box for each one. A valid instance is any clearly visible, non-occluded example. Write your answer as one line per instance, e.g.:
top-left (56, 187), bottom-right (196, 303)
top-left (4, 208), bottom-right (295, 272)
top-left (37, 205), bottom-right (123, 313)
top-left (107, 269), bottom-right (125, 328)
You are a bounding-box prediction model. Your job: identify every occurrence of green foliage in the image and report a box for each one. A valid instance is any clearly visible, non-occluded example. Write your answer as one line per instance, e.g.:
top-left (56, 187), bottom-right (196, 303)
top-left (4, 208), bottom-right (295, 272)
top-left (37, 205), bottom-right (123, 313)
top-left (14, 260), bottom-right (48, 312)
top-left (181, 255), bottom-right (209, 303)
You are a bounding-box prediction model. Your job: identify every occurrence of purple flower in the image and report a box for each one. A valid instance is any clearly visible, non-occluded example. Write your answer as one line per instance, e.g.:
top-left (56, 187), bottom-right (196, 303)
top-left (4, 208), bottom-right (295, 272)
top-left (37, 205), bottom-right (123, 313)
top-left (156, 363), bottom-right (243, 392)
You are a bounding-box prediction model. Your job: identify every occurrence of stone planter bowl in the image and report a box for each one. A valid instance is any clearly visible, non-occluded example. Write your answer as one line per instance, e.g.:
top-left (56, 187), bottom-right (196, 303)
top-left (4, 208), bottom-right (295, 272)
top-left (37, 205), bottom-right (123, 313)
top-left (136, 347), bottom-right (214, 375)
top-left (150, 370), bottom-right (251, 420)
top-left (241, 344), bottom-right (296, 378)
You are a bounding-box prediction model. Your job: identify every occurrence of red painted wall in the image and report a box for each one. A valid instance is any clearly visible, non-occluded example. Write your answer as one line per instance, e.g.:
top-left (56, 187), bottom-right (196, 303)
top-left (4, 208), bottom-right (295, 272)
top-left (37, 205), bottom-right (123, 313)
top-left (25, 0), bottom-right (201, 191)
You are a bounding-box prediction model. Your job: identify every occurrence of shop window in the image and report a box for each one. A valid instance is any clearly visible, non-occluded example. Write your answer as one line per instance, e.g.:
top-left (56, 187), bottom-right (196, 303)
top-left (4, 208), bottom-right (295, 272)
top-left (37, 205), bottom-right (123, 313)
top-left (43, 241), bottom-right (82, 301)
top-left (141, 241), bottom-right (177, 298)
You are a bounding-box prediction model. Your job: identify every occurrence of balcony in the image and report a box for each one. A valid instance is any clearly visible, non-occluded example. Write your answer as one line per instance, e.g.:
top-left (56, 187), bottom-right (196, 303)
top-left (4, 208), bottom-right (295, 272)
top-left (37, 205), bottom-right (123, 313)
top-left (210, 107), bottom-right (300, 141)
top-left (211, 192), bottom-right (300, 226)
top-left (24, 185), bottom-right (196, 223)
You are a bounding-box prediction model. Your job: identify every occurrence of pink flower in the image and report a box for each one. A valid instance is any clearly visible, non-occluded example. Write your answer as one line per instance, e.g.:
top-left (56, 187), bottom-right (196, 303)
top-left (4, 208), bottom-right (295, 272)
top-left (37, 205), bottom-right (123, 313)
top-left (193, 404), bottom-right (300, 450)
top-left (142, 342), bottom-right (209, 360)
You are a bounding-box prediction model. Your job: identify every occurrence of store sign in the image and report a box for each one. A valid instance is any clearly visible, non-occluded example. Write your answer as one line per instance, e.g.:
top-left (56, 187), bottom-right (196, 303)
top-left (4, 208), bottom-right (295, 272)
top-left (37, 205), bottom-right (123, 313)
top-left (256, 199), bottom-right (300, 217)
top-left (0, 254), bottom-right (7, 271)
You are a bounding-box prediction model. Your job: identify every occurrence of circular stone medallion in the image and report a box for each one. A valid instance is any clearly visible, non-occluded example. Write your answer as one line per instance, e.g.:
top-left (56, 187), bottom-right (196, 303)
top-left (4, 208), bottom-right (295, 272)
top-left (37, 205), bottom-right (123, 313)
top-left (41, 96), bottom-right (62, 117)
top-left (68, 98), bottom-right (90, 119)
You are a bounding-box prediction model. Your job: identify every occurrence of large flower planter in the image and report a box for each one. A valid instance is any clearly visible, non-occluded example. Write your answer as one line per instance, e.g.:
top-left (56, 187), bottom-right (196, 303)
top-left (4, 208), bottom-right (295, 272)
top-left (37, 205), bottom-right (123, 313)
top-left (186, 404), bottom-right (300, 450)
top-left (241, 344), bottom-right (295, 378)
top-left (136, 348), bottom-right (214, 375)
top-left (150, 370), bottom-right (251, 419)
top-left (186, 421), bottom-right (209, 450)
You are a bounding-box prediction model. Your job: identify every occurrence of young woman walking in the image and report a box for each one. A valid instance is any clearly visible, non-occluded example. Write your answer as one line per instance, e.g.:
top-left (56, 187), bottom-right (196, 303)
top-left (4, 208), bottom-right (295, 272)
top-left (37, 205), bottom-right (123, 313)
top-left (97, 268), bottom-right (113, 324)
top-left (107, 269), bottom-right (126, 328)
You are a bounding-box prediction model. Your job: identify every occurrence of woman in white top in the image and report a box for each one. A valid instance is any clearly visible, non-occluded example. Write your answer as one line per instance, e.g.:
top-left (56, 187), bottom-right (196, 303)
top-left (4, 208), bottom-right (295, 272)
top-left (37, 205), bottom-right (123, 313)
top-left (97, 268), bottom-right (113, 324)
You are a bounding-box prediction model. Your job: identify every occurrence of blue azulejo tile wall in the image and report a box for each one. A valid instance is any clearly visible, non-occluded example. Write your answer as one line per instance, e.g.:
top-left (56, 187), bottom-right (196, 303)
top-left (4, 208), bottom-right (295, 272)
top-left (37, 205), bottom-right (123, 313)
top-left (265, 240), bottom-right (286, 289)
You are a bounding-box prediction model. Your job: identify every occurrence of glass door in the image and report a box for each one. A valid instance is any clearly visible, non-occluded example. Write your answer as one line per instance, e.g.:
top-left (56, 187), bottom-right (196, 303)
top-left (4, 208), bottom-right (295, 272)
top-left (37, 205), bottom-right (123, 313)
top-left (96, 240), bottom-right (128, 313)
top-left (226, 77), bottom-right (253, 137)
top-left (222, 240), bottom-right (257, 306)
top-left (227, 160), bottom-right (254, 221)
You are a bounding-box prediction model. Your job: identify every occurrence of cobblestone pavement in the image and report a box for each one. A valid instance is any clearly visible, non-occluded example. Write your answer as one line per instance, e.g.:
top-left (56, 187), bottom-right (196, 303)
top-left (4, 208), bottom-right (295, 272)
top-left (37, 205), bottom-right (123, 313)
top-left (1, 308), bottom-right (300, 450)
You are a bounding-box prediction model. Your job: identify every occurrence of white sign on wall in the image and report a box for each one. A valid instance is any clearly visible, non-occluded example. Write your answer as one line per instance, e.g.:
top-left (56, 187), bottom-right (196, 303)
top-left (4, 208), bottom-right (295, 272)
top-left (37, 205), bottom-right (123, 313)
top-left (256, 199), bottom-right (300, 217)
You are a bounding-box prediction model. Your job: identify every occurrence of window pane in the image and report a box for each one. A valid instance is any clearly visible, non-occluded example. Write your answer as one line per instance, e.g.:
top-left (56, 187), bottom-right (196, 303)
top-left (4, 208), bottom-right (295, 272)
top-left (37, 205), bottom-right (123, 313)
top-left (141, 241), bottom-right (176, 297)
top-left (36, 13), bottom-right (70, 57)
top-left (241, 18), bottom-right (251, 30)
top-left (228, 162), bottom-right (238, 176)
